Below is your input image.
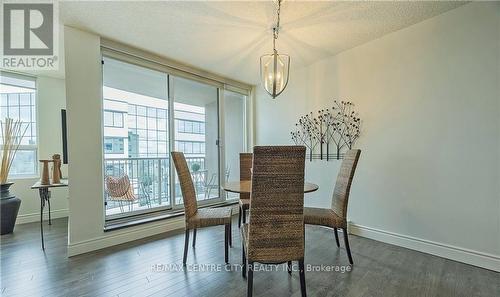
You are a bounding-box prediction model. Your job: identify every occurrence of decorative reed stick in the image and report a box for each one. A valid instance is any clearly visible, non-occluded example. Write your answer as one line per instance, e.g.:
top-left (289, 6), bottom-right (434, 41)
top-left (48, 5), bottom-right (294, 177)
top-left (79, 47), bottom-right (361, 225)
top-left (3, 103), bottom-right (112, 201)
top-left (1, 118), bottom-right (29, 184)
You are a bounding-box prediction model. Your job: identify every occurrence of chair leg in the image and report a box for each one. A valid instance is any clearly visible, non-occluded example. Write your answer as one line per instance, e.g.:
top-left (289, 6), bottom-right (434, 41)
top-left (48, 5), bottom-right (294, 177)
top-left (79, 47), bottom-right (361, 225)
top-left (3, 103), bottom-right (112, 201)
top-left (287, 261), bottom-right (292, 274)
top-left (183, 229), bottom-right (190, 266)
top-left (238, 207), bottom-right (242, 228)
top-left (242, 245), bottom-right (247, 278)
top-left (224, 224), bottom-right (229, 264)
top-left (299, 259), bottom-right (307, 297)
top-left (247, 261), bottom-right (254, 297)
top-left (333, 227), bottom-right (340, 247)
top-left (192, 229), bottom-right (197, 247)
top-left (342, 227), bottom-right (353, 264)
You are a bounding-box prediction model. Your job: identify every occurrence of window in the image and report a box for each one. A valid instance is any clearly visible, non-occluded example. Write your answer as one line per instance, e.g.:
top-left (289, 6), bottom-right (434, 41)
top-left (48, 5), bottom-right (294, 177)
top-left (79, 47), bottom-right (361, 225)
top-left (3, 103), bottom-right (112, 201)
top-left (0, 71), bottom-right (37, 177)
top-left (103, 110), bottom-right (124, 127)
top-left (104, 137), bottom-right (125, 154)
top-left (125, 103), bottom-right (168, 158)
top-left (176, 119), bottom-right (205, 134)
top-left (101, 52), bottom-right (250, 223)
top-left (175, 141), bottom-right (205, 154)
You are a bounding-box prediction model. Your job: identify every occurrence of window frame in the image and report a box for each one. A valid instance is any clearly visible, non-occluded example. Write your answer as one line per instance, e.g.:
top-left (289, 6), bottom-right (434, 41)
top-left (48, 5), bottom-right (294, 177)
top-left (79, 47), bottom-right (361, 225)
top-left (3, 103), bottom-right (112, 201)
top-left (100, 46), bottom-right (253, 225)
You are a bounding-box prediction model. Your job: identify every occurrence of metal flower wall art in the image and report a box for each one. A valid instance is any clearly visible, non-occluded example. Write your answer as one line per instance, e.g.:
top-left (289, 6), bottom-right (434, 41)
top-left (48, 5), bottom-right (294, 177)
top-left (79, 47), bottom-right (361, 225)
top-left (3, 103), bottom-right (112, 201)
top-left (291, 101), bottom-right (361, 161)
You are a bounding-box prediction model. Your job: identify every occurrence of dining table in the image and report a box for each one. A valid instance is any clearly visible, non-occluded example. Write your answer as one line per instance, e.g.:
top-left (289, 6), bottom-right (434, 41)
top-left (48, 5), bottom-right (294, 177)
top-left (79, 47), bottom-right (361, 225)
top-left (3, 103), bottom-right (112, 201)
top-left (222, 180), bottom-right (319, 194)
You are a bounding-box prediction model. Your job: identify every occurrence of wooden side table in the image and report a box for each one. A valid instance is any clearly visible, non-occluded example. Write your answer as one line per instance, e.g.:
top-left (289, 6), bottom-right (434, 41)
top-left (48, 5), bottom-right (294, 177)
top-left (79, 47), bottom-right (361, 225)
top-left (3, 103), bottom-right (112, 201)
top-left (31, 180), bottom-right (68, 250)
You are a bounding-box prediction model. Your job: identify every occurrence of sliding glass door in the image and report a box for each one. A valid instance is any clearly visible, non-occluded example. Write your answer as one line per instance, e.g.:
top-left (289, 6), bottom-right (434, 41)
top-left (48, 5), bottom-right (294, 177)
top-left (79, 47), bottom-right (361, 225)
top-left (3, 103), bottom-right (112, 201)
top-left (102, 52), bottom-right (249, 222)
top-left (172, 76), bottom-right (221, 206)
top-left (102, 56), bottom-right (171, 219)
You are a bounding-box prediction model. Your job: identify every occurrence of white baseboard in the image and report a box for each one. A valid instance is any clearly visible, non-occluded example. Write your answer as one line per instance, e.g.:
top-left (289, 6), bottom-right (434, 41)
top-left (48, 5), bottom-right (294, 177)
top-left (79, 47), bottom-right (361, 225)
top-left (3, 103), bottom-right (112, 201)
top-left (68, 204), bottom-right (240, 257)
top-left (68, 216), bottom-right (186, 257)
top-left (349, 223), bottom-right (500, 272)
top-left (16, 209), bottom-right (69, 225)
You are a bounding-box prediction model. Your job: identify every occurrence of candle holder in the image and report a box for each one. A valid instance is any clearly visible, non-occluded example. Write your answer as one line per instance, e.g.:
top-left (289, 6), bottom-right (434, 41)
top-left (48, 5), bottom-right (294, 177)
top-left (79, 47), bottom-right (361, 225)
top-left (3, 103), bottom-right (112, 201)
top-left (52, 154), bottom-right (62, 184)
top-left (39, 160), bottom-right (53, 185)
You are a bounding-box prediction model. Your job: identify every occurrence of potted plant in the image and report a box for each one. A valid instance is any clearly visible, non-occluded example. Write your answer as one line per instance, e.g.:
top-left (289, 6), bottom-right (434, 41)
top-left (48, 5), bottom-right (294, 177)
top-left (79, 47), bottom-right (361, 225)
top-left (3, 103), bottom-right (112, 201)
top-left (1, 118), bottom-right (28, 235)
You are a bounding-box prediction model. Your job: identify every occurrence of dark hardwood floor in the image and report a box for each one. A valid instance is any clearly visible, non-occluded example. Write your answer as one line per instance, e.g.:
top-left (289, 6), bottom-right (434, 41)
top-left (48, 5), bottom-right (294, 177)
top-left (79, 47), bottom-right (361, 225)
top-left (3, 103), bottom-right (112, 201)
top-left (1, 217), bottom-right (498, 297)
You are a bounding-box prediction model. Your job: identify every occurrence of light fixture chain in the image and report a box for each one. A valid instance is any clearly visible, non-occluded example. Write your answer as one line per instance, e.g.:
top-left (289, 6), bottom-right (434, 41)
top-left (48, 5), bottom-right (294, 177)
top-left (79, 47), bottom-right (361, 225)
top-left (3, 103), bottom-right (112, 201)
top-left (273, 0), bottom-right (282, 41)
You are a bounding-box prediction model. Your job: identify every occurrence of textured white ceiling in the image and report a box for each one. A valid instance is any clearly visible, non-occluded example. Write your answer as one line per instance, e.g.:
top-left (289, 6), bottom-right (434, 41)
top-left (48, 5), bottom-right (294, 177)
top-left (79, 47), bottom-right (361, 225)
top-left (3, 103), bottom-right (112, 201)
top-left (60, 1), bottom-right (466, 84)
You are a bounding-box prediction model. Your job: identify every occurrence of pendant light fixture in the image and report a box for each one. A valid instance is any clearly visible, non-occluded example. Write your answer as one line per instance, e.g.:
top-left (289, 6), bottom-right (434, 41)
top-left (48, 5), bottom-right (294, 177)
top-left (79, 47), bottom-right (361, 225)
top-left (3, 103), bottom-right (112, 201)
top-left (260, 0), bottom-right (290, 99)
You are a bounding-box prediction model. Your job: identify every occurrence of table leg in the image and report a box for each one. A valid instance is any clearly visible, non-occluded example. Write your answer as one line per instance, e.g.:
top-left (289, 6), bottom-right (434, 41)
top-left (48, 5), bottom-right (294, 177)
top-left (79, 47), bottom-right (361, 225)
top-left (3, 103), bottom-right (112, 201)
top-left (39, 188), bottom-right (50, 250)
top-left (47, 192), bottom-right (52, 225)
top-left (40, 191), bottom-right (45, 250)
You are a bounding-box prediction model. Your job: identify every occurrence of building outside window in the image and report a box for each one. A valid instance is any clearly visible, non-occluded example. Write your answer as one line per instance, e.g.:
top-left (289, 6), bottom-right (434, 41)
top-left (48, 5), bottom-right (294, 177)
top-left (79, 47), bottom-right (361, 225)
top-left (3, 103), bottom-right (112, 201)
top-left (176, 119), bottom-right (205, 134)
top-left (103, 98), bottom-right (206, 160)
top-left (0, 71), bottom-right (37, 177)
top-left (104, 137), bottom-right (125, 154)
top-left (102, 85), bottom-right (209, 217)
top-left (126, 103), bottom-right (168, 158)
top-left (175, 141), bottom-right (205, 154)
top-left (104, 110), bottom-right (124, 128)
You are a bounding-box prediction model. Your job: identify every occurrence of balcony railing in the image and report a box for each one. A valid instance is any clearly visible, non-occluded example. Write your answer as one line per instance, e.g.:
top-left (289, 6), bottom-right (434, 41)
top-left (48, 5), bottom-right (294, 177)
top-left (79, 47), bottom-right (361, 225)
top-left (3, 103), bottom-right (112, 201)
top-left (103, 156), bottom-right (217, 217)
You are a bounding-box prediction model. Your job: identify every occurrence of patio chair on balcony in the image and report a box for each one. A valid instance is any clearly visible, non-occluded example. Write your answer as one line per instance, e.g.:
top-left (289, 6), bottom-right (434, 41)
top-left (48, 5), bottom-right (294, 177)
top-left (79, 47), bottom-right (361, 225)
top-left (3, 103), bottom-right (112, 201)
top-left (203, 172), bottom-right (218, 200)
top-left (224, 167), bottom-right (231, 199)
top-left (203, 167), bottom-right (231, 199)
top-left (139, 183), bottom-right (152, 208)
top-left (105, 175), bottom-right (137, 213)
top-left (225, 166), bottom-right (230, 182)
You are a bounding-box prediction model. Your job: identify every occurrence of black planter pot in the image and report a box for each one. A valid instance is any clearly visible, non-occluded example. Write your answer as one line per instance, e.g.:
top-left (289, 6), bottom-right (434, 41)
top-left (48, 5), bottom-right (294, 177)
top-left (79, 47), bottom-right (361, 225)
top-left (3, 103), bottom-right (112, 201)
top-left (1, 182), bottom-right (21, 235)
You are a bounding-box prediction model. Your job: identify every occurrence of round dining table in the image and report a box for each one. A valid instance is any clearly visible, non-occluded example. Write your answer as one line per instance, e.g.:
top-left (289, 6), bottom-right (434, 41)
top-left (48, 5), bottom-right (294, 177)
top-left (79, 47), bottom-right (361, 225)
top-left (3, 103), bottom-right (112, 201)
top-left (222, 180), bottom-right (319, 194)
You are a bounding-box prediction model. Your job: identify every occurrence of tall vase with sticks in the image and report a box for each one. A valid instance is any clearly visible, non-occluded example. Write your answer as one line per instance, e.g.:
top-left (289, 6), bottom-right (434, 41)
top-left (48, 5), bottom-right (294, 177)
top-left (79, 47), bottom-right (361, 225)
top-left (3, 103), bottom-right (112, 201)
top-left (1, 118), bottom-right (28, 235)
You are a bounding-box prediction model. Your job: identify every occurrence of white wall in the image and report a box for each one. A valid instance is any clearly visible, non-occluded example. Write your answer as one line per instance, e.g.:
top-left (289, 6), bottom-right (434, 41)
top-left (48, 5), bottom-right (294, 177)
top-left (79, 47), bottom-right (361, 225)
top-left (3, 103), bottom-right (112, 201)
top-left (64, 26), bottom-right (190, 256)
top-left (13, 76), bottom-right (69, 224)
top-left (65, 26), bottom-right (104, 245)
top-left (256, 2), bottom-right (500, 271)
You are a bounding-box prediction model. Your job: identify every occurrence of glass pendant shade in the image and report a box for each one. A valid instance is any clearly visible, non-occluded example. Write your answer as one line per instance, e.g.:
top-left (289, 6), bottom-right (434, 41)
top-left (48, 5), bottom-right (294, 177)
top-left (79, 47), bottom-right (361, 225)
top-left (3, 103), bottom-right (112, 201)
top-left (260, 51), bottom-right (290, 98)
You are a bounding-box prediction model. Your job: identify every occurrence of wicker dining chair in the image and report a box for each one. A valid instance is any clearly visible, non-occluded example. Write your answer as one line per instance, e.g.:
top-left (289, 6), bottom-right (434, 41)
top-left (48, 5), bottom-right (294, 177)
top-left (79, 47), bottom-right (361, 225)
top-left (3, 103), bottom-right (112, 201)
top-left (171, 152), bottom-right (233, 265)
top-left (304, 149), bottom-right (361, 265)
top-left (238, 153), bottom-right (252, 228)
top-left (241, 146), bottom-right (307, 297)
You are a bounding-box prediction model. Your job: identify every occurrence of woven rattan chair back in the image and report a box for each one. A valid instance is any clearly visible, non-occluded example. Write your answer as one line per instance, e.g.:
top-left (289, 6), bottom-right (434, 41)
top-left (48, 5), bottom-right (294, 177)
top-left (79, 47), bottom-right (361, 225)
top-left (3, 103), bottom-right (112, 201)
top-left (172, 152), bottom-right (198, 220)
top-left (239, 153), bottom-right (253, 200)
top-left (248, 146), bottom-right (306, 263)
top-left (331, 149), bottom-right (361, 219)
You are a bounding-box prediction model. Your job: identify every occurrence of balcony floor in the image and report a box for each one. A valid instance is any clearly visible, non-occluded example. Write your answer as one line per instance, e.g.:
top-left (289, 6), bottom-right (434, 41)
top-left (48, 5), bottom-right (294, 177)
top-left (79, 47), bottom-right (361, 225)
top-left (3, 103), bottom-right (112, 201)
top-left (106, 192), bottom-right (239, 216)
top-left (1, 218), bottom-right (498, 297)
